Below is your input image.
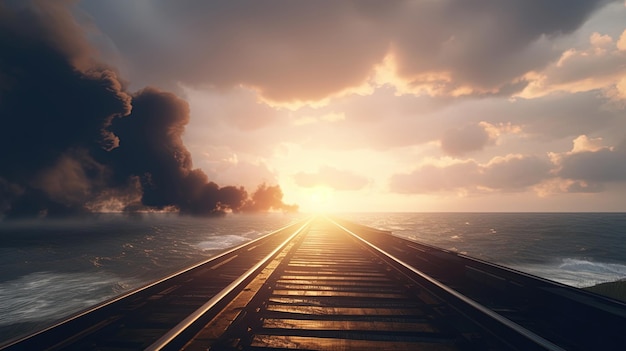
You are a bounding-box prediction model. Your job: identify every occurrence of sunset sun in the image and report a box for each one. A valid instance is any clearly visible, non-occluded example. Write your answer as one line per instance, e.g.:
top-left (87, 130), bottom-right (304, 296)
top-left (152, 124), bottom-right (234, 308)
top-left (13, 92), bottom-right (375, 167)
top-left (307, 186), bottom-right (333, 213)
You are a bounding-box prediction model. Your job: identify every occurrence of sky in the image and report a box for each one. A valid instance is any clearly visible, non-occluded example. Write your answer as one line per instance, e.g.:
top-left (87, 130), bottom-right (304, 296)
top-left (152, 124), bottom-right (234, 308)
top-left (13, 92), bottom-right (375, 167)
top-left (1, 0), bottom-right (626, 215)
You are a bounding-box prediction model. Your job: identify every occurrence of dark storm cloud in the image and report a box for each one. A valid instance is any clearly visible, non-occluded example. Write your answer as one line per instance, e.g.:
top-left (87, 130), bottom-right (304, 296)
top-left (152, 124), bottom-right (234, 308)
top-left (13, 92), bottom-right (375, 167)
top-left (80, 0), bottom-right (616, 101)
top-left (0, 1), bottom-right (296, 218)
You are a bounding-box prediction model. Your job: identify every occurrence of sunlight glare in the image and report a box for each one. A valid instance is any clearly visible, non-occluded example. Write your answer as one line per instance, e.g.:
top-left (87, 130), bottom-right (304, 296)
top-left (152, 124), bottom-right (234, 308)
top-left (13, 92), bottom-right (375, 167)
top-left (307, 186), bottom-right (333, 213)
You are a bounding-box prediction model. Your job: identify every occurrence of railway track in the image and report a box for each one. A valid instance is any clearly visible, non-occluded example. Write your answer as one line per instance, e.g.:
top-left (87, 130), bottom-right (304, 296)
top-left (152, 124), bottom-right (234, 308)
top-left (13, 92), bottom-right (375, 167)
top-left (2, 216), bottom-right (625, 350)
top-left (334, 218), bottom-right (626, 351)
top-left (0, 220), bottom-right (311, 351)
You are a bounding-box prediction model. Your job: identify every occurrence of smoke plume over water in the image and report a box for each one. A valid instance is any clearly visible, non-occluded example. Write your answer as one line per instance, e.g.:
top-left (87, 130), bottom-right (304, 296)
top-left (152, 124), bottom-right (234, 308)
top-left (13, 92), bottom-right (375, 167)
top-left (0, 1), bottom-right (296, 218)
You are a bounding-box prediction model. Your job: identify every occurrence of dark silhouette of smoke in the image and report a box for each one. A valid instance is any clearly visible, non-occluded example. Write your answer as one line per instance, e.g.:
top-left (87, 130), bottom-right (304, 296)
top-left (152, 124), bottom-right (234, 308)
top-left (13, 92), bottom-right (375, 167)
top-left (242, 184), bottom-right (298, 213)
top-left (0, 1), bottom-right (132, 217)
top-left (106, 88), bottom-right (295, 215)
top-left (0, 1), bottom-right (297, 218)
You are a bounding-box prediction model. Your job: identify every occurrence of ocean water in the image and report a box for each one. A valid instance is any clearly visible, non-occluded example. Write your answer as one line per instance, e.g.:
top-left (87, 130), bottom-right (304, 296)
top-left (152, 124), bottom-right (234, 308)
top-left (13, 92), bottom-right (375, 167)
top-left (341, 212), bottom-right (626, 288)
top-left (0, 212), bottom-right (307, 342)
top-left (1, 212), bottom-right (625, 343)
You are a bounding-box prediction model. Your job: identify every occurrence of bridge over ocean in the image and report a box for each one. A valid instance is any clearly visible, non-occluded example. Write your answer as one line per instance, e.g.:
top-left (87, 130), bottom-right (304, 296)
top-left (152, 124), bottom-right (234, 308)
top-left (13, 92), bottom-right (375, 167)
top-left (1, 216), bottom-right (625, 350)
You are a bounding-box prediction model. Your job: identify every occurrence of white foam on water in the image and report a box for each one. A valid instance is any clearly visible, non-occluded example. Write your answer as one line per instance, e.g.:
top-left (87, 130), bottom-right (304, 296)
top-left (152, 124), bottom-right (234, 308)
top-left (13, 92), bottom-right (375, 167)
top-left (195, 234), bottom-right (249, 251)
top-left (510, 258), bottom-right (626, 288)
top-left (0, 271), bottom-right (127, 326)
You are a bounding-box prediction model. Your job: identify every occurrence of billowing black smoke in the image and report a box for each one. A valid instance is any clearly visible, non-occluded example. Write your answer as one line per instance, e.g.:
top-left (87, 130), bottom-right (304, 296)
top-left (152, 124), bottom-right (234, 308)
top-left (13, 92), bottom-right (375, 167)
top-left (0, 1), bottom-right (297, 218)
top-left (105, 88), bottom-right (296, 215)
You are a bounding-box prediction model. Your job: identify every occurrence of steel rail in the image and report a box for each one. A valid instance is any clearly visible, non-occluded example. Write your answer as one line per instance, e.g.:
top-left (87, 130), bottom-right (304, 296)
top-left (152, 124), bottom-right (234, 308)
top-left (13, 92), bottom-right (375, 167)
top-left (145, 218), bottom-right (313, 351)
top-left (0, 219), bottom-right (307, 350)
top-left (329, 217), bottom-right (566, 351)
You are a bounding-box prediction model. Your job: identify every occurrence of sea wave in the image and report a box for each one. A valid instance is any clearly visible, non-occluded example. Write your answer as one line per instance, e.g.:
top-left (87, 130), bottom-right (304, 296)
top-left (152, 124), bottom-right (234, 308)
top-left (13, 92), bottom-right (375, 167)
top-left (0, 271), bottom-right (134, 326)
top-left (0, 213), bottom-right (302, 343)
top-left (559, 258), bottom-right (626, 276)
top-left (510, 258), bottom-right (626, 288)
top-left (195, 234), bottom-right (251, 251)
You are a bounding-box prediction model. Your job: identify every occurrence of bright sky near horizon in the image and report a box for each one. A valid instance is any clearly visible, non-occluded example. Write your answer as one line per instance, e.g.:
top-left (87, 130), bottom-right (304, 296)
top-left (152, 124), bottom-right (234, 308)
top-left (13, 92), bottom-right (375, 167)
top-left (3, 1), bottom-right (626, 215)
top-left (86, 0), bottom-right (626, 213)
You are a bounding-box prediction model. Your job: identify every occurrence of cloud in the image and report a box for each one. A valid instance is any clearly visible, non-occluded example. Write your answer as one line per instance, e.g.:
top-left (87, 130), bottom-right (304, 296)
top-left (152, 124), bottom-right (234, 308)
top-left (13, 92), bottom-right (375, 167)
top-left (32, 150), bottom-right (107, 207)
top-left (0, 1), bottom-right (131, 216)
top-left (106, 87), bottom-right (297, 215)
top-left (475, 91), bottom-right (622, 141)
top-left (555, 138), bottom-right (626, 183)
top-left (80, 0), bottom-right (615, 103)
top-left (519, 30), bottom-right (626, 99)
top-left (80, 1), bottom-right (390, 103)
top-left (0, 1), bottom-right (296, 218)
top-left (531, 136), bottom-right (626, 195)
top-left (395, 132), bottom-right (626, 197)
top-left (294, 166), bottom-right (370, 191)
top-left (618, 29), bottom-right (626, 50)
top-left (482, 155), bottom-right (553, 190)
top-left (241, 183), bottom-right (298, 213)
top-left (440, 123), bottom-right (494, 156)
top-left (0, 178), bottom-right (23, 216)
top-left (193, 150), bottom-right (278, 191)
top-left (534, 178), bottom-right (605, 195)
top-left (4, 1), bottom-right (624, 215)
top-left (570, 134), bottom-right (606, 153)
top-left (293, 112), bottom-right (346, 126)
top-left (390, 154), bottom-right (552, 194)
top-left (390, 161), bottom-right (480, 194)
top-left (182, 86), bottom-right (281, 132)
top-left (106, 87), bottom-right (195, 208)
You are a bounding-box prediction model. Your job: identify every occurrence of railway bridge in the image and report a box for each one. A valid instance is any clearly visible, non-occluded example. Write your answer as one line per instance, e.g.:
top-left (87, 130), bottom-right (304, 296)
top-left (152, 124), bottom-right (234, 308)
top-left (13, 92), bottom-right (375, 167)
top-left (1, 216), bottom-right (625, 350)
